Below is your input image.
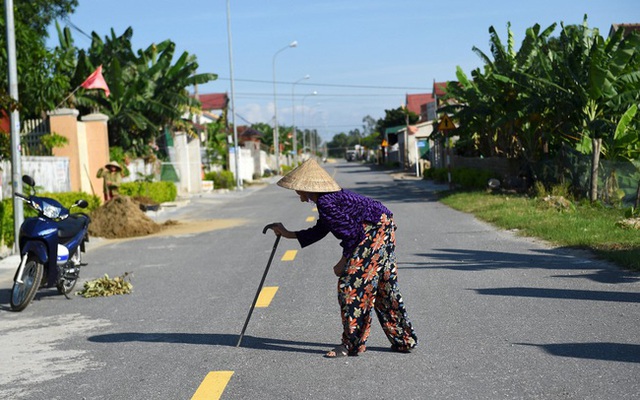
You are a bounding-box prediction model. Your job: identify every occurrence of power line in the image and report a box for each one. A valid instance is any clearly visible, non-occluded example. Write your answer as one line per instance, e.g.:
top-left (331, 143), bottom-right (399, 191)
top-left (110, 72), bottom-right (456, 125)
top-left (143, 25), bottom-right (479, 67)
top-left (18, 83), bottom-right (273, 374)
top-left (62, 17), bottom-right (92, 40)
top-left (233, 92), bottom-right (403, 98)
top-left (216, 77), bottom-right (432, 91)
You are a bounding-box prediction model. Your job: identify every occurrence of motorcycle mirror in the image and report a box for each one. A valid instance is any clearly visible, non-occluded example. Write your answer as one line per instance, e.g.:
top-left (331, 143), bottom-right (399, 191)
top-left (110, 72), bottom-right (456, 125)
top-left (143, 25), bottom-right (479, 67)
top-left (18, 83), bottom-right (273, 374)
top-left (22, 175), bottom-right (35, 187)
top-left (75, 199), bottom-right (89, 209)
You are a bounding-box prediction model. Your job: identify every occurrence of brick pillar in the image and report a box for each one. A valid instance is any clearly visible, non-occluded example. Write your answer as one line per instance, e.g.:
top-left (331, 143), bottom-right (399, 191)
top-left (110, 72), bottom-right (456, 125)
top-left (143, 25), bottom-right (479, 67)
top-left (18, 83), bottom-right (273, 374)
top-left (49, 108), bottom-right (81, 191)
top-left (81, 113), bottom-right (110, 198)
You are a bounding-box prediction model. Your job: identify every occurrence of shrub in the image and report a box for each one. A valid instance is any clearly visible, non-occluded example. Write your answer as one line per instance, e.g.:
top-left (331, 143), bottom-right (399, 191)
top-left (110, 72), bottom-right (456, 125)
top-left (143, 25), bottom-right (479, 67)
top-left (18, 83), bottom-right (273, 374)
top-left (204, 170), bottom-right (235, 189)
top-left (0, 199), bottom-right (12, 248)
top-left (532, 181), bottom-right (548, 197)
top-left (120, 181), bottom-right (177, 203)
top-left (424, 167), bottom-right (495, 190)
top-left (424, 167), bottom-right (449, 183)
top-left (452, 167), bottom-right (495, 190)
top-left (42, 191), bottom-right (102, 212)
top-left (281, 164), bottom-right (294, 175)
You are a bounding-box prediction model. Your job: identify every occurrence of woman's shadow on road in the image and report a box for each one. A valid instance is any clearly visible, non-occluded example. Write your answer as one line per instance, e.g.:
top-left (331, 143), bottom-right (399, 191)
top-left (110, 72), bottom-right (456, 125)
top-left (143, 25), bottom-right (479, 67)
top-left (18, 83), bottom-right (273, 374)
top-left (87, 331), bottom-right (395, 355)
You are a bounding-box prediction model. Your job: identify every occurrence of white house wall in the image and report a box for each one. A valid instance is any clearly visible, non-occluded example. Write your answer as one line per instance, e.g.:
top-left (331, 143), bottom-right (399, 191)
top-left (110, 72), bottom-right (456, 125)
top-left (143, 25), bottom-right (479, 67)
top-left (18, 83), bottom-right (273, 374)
top-left (1, 157), bottom-right (70, 199)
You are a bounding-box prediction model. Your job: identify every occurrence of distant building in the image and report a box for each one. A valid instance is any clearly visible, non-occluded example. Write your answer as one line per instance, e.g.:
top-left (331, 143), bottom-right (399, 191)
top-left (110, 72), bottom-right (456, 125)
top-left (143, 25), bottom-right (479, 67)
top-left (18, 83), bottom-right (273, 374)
top-left (609, 23), bottom-right (640, 37)
top-left (193, 93), bottom-right (229, 125)
top-left (405, 93), bottom-right (435, 122)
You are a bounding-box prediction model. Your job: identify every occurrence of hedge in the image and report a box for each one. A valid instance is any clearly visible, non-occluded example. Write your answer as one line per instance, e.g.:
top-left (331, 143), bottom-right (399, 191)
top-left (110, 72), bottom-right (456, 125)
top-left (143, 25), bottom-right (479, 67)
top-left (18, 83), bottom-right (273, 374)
top-left (204, 170), bottom-right (235, 189)
top-left (119, 181), bottom-right (177, 203)
top-left (424, 167), bottom-right (496, 190)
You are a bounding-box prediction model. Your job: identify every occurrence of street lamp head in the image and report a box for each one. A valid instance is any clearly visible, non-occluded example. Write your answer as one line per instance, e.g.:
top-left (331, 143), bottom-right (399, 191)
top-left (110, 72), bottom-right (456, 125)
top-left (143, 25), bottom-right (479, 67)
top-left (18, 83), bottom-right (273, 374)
top-left (290, 40), bottom-right (298, 48)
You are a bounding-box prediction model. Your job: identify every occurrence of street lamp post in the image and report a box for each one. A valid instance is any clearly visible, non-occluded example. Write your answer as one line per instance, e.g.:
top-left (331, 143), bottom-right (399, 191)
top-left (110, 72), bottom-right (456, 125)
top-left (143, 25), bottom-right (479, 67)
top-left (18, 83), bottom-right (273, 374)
top-left (301, 91), bottom-right (317, 158)
top-left (291, 74), bottom-right (309, 166)
top-left (272, 40), bottom-right (297, 174)
top-left (226, 0), bottom-right (242, 190)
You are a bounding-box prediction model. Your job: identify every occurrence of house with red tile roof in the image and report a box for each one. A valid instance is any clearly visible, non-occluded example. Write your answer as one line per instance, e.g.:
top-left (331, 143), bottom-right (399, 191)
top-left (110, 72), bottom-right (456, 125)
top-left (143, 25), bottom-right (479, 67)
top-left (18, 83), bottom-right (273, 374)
top-left (198, 93), bottom-right (229, 111)
top-left (405, 93), bottom-right (434, 122)
top-left (390, 81), bottom-right (456, 172)
top-left (190, 92), bottom-right (229, 125)
top-left (609, 23), bottom-right (640, 37)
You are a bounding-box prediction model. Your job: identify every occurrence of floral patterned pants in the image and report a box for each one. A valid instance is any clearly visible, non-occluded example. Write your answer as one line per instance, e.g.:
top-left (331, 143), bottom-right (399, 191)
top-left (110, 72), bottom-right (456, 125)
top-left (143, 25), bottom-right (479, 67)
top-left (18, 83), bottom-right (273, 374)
top-left (337, 214), bottom-right (418, 354)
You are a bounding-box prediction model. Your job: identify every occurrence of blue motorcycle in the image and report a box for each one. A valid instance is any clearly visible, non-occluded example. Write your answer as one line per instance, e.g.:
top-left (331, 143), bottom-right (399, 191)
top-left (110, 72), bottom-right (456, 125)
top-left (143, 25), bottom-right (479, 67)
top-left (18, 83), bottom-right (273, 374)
top-left (10, 175), bottom-right (91, 311)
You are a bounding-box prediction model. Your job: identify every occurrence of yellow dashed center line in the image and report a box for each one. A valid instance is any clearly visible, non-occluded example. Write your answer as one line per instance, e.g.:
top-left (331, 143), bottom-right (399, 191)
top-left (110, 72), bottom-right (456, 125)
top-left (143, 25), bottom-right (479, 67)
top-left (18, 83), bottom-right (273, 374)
top-left (312, 207), bottom-right (318, 212)
top-left (281, 250), bottom-right (297, 261)
top-left (256, 286), bottom-right (278, 307)
top-left (306, 216), bottom-right (315, 222)
top-left (191, 371), bottom-right (234, 400)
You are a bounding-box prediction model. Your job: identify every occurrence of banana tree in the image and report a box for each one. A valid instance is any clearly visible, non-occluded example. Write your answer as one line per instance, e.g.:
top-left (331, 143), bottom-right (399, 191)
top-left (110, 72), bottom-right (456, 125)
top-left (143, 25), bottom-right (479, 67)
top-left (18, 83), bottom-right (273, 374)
top-left (447, 22), bottom-right (557, 162)
top-left (72, 28), bottom-right (216, 157)
top-left (548, 19), bottom-right (640, 201)
top-left (578, 104), bottom-right (639, 203)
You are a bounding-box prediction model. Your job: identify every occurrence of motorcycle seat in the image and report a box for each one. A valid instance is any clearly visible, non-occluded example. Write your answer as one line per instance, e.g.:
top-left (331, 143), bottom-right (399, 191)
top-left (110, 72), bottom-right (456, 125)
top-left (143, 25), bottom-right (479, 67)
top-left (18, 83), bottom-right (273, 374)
top-left (58, 214), bottom-right (90, 244)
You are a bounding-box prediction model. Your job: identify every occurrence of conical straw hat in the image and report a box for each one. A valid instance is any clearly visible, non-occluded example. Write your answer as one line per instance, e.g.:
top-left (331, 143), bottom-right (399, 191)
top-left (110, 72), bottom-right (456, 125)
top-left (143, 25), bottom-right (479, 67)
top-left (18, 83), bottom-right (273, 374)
top-left (277, 159), bottom-right (341, 193)
top-left (105, 161), bottom-right (122, 171)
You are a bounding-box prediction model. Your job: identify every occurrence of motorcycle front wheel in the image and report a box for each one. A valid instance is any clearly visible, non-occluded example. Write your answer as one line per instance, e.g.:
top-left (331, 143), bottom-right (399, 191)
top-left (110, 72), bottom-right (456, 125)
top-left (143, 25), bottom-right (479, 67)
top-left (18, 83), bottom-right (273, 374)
top-left (10, 255), bottom-right (44, 311)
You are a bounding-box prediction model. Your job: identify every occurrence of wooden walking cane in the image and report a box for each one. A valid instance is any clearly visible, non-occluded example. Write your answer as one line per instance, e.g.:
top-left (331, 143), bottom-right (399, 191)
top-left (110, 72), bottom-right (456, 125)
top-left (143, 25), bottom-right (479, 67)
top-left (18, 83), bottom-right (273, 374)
top-left (236, 223), bottom-right (280, 347)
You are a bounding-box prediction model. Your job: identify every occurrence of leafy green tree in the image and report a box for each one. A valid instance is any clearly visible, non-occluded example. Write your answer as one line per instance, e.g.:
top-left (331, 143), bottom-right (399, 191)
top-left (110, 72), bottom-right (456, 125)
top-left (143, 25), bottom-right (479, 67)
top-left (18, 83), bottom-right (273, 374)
top-left (205, 117), bottom-right (228, 168)
top-left (375, 107), bottom-right (418, 135)
top-left (251, 122), bottom-right (274, 149)
top-left (0, 0), bottom-right (78, 117)
top-left (362, 115), bottom-right (377, 136)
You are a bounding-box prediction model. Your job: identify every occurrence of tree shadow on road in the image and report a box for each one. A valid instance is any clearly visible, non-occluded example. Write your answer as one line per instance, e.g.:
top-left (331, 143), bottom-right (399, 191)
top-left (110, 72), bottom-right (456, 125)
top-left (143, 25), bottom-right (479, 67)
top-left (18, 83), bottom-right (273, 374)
top-left (400, 247), bottom-right (639, 285)
top-left (515, 342), bottom-right (640, 363)
top-left (470, 287), bottom-right (640, 304)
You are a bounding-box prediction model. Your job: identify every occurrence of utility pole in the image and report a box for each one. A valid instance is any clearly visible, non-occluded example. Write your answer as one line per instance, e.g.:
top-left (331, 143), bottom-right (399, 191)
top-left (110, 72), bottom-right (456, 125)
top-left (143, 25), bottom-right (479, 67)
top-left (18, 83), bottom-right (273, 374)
top-left (226, 0), bottom-right (242, 189)
top-left (5, 0), bottom-right (23, 251)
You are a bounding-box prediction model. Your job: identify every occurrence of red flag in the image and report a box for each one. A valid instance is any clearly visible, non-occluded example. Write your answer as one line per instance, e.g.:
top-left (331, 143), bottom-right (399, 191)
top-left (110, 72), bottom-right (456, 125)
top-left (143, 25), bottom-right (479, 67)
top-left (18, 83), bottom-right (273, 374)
top-left (80, 65), bottom-right (110, 97)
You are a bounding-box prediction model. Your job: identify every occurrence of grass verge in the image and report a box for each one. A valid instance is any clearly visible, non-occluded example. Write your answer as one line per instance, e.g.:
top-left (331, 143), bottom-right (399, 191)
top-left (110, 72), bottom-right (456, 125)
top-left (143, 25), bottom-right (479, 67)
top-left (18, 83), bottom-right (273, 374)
top-left (439, 191), bottom-right (640, 272)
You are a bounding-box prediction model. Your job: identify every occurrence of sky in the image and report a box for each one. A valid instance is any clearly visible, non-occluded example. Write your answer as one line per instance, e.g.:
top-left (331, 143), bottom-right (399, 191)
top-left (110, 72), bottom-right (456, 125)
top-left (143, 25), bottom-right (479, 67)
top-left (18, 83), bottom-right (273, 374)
top-left (49, 0), bottom-right (640, 142)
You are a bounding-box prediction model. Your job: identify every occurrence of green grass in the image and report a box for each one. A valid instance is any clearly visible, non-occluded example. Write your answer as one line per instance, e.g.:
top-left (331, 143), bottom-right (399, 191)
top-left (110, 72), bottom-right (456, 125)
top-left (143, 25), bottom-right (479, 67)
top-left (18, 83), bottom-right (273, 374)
top-left (439, 191), bottom-right (640, 271)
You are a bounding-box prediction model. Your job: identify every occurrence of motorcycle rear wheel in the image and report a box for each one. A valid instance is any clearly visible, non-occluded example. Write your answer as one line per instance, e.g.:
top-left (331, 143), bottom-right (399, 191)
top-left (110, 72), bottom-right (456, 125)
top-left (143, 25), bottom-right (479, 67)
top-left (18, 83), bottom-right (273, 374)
top-left (10, 255), bottom-right (44, 311)
top-left (57, 249), bottom-right (81, 295)
top-left (56, 276), bottom-right (77, 295)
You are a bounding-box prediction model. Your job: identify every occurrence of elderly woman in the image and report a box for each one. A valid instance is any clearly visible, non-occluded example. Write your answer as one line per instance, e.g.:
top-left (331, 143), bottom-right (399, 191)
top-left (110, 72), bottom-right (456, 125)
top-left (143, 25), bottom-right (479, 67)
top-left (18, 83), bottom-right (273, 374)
top-left (272, 159), bottom-right (417, 358)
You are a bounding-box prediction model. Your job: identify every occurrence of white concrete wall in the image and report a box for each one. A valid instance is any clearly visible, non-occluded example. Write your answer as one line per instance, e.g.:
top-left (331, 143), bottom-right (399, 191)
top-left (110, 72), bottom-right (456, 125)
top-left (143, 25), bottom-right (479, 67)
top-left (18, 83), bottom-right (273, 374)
top-left (228, 147), bottom-right (255, 182)
top-left (1, 157), bottom-right (70, 199)
top-left (172, 132), bottom-right (203, 195)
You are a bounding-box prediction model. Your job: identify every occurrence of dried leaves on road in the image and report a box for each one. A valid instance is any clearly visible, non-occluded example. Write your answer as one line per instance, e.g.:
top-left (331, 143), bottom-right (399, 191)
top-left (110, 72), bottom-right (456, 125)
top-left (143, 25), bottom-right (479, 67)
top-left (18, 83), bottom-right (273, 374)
top-left (77, 273), bottom-right (133, 298)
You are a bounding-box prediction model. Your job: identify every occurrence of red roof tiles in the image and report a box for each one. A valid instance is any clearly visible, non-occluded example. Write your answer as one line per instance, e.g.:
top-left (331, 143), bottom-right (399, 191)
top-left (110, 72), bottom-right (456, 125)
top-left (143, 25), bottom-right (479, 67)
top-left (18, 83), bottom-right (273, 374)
top-left (433, 81), bottom-right (448, 97)
top-left (197, 93), bottom-right (229, 111)
top-left (406, 93), bottom-right (434, 115)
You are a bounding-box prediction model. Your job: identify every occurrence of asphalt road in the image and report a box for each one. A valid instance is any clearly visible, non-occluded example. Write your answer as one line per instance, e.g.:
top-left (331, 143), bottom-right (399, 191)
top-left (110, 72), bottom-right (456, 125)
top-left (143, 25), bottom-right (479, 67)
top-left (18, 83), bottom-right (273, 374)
top-left (1, 161), bottom-right (639, 400)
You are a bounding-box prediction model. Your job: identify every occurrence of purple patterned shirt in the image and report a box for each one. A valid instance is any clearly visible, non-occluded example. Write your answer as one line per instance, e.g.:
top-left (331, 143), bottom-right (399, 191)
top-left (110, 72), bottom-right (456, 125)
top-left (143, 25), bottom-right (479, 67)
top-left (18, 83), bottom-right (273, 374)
top-left (295, 189), bottom-right (392, 258)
